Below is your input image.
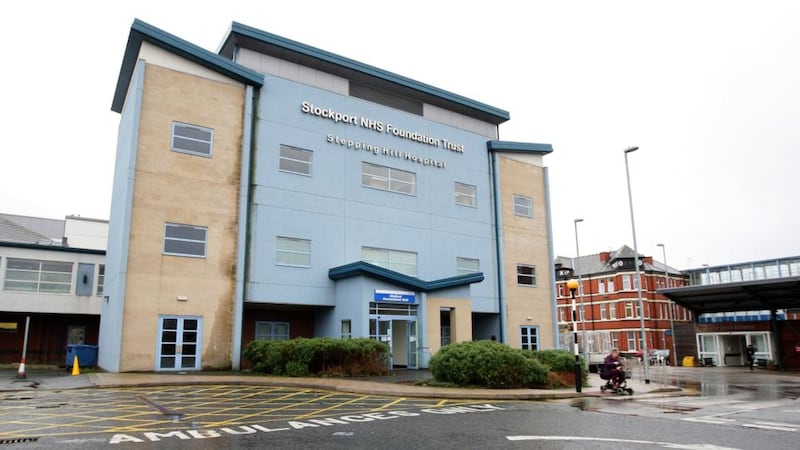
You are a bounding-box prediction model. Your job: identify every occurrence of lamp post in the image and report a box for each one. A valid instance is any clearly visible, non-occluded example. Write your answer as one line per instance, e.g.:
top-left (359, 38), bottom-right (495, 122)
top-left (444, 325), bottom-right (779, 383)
top-left (567, 279), bottom-right (582, 392)
top-left (574, 218), bottom-right (588, 366)
top-left (624, 146), bottom-right (650, 384)
top-left (658, 243), bottom-right (678, 366)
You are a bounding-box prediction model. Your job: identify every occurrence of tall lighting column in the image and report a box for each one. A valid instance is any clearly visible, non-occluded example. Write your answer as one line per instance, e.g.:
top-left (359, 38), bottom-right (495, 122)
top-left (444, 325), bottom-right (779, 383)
top-left (657, 243), bottom-right (677, 366)
top-left (624, 146), bottom-right (650, 384)
top-left (574, 218), bottom-right (588, 367)
top-left (567, 279), bottom-right (581, 392)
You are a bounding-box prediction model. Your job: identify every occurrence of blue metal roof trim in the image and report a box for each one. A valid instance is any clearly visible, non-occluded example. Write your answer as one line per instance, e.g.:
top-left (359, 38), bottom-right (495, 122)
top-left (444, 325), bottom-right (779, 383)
top-left (487, 140), bottom-right (554, 154)
top-left (0, 241), bottom-right (106, 255)
top-left (229, 22), bottom-right (510, 122)
top-left (112, 19), bottom-right (264, 113)
top-left (328, 261), bottom-right (484, 292)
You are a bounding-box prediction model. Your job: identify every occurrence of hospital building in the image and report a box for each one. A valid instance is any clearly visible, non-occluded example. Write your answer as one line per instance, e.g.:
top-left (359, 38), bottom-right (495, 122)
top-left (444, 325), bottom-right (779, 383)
top-left (99, 20), bottom-right (556, 372)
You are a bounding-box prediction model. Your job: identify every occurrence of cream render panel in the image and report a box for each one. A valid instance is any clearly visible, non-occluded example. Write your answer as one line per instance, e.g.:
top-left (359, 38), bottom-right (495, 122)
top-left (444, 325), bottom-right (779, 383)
top-left (497, 156), bottom-right (554, 349)
top-left (236, 48), bottom-right (348, 95)
top-left (139, 42), bottom-right (248, 87)
top-left (118, 64), bottom-right (245, 371)
top-left (425, 297), bottom-right (472, 355)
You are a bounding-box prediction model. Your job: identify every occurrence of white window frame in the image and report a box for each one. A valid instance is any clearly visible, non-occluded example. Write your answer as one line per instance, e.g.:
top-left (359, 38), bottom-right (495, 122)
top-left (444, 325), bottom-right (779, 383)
top-left (96, 264), bottom-right (105, 297)
top-left (279, 145), bottom-right (313, 176)
top-left (516, 264), bottom-right (537, 286)
top-left (600, 303), bottom-right (607, 320)
top-left (276, 237), bottom-right (311, 267)
top-left (341, 320), bottom-right (352, 339)
top-left (170, 121), bottom-right (213, 157)
top-left (607, 280), bottom-right (615, 293)
top-left (598, 279), bottom-right (605, 294)
top-left (362, 247), bottom-right (418, 277)
top-left (520, 326), bottom-right (540, 350)
top-left (609, 302), bottom-right (617, 319)
top-left (3, 258), bottom-right (73, 294)
top-left (627, 331), bottom-right (637, 350)
top-left (623, 275), bottom-right (632, 291)
top-left (454, 182), bottom-right (477, 207)
top-left (625, 301), bottom-right (636, 318)
top-left (361, 162), bottom-right (416, 195)
top-left (456, 257), bottom-right (480, 275)
top-left (255, 321), bottom-right (290, 341)
top-left (163, 223), bottom-right (207, 258)
top-left (512, 194), bottom-right (533, 217)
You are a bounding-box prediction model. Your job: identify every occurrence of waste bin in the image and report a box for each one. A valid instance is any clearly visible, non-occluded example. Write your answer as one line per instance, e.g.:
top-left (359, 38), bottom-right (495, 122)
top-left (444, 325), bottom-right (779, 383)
top-left (66, 344), bottom-right (98, 367)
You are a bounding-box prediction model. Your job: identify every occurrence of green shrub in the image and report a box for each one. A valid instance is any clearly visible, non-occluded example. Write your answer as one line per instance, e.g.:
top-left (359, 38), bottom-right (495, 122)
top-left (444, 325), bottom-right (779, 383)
top-left (243, 337), bottom-right (389, 377)
top-left (429, 341), bottom-right (549, 388)
top-left (522, 349), bottom-right (588, 387)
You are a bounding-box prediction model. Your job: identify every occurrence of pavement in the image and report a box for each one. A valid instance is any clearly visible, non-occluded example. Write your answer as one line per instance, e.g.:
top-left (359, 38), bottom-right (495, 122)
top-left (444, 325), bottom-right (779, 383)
top-left (0, 365), bottom-right (681, 400)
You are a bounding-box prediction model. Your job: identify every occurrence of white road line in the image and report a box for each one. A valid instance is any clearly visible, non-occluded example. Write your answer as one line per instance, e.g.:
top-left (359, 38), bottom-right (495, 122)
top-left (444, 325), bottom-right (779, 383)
top-left (741, 423), bottom-right (797, 432)
top-left (507, 435), bottom-right (740, 449)
top-left (683, 417), bottom-right (736, 425)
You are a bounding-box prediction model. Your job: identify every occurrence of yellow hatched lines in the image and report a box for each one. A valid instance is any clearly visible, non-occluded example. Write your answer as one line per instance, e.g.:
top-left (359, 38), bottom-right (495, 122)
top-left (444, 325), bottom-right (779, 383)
top-left (0, 385), bottom-right (492, 440)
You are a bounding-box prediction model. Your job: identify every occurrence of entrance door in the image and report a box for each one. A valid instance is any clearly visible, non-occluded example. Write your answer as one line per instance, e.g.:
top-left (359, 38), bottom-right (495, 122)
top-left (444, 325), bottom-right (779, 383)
top-left (407, 320), bottom-right (418, 369)
top-left (157, 316), bottom-right (201, 371)
top-left (379, 320), bottom-right (392, 369)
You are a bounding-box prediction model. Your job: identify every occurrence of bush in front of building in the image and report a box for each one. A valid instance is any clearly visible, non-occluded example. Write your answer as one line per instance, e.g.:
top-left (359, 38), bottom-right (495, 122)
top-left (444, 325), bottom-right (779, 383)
top-left (243, 337), bottom-right (389, 377)
top-left (429, 341), bottom-right (549, 388)
top-left (522, 349), bottom-right (588, 388)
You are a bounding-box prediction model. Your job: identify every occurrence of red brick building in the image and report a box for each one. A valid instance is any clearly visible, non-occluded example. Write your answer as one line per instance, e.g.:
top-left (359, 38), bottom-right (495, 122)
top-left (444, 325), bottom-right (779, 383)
top-left (554, 245), bottom-right (691, 367)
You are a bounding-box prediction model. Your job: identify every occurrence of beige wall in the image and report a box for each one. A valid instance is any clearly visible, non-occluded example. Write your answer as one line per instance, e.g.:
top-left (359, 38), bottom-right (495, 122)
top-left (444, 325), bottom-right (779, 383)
top-left (119, 64), bottom-right (245, 371)
top-left (425, 297), bottom-right (472, 355)
top-left (497, 156), bottom-right (554, 349)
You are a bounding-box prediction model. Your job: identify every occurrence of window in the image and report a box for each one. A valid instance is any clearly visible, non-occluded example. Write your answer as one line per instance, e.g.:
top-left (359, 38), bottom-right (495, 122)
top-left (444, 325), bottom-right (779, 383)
top-left (625, 301), bottom-right (636, 318)
top-left (362, 247), bottom-right (418, 277)
top-left (598, 280), bottom-right (605, 294)
top-left (456, 257), bottom-right (480, 275)
top-left (559, 307), bottom-right (565, 322)
top-left (623, 275), bottom-right (632, 290)
top-left (276, 237), bottom-right (311, 267)
top-left (607, 280), bottom-right (615, 293)
top-left (513, 195), bottom-right (532, 217)
top-left (255, 321), bottom-right (290, 341)
top-left (163, 223), bottom-right (207, 258)
top-left (520, 326), bottom-right (540, 350)
top-left (558, 285), bottom-right (564, 297)
top-left (600, 304), bottom-right (607, 320)
top-left (611, 332), bottom-right (619, 349)
top-left (454, 182), bottom-right (477, 207)
top-left (609, 302), bottom-right (617, 319)
top-left (516, 264), bottom-right (537, 286)
top-left (341, 320), bottom-right (352, 339)
top-left (171, 122), bottom-right (213, 157)
top-left (4, 258), bottom-right (73, 293)
top-left (361, 162), bottom-right (416, 195)
top-left (96, 264), bottom-right (105, 297)
top-left (279, 145), bottom-right (313, 175)
top-left (627, 331), bottom-right (637, 350)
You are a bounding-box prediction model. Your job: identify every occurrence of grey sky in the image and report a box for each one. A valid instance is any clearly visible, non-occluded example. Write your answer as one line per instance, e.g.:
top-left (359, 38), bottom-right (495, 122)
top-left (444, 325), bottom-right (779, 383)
top-left (2, 1), bottom-right (797, 270)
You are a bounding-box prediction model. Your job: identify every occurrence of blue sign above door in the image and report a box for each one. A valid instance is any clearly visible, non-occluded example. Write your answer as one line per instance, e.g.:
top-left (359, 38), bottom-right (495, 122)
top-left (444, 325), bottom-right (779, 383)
top-left (374, 289), bottom-right (416, 303)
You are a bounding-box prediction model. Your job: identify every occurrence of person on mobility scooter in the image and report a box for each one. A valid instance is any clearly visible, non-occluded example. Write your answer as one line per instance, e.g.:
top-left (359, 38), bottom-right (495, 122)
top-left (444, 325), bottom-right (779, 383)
top-left (600, 348), bottom-right (633, 395)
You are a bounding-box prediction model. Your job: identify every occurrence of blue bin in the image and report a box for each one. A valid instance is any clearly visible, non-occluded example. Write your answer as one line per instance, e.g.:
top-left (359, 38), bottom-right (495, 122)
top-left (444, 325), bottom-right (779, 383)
top-left (66, 344), bottom-right (98, 367)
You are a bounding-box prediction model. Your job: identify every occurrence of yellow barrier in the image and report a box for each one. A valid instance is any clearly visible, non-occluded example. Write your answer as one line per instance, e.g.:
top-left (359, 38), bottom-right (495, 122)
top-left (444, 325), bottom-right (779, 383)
top-left (681, 356), bottom-right (695, 367)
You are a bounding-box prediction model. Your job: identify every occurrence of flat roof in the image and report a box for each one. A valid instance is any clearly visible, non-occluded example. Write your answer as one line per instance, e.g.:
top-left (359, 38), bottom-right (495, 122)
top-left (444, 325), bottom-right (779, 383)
top-left (659, 275), bottom-right (800, 314)
top-left (219, 22), bottom-right (510, 125)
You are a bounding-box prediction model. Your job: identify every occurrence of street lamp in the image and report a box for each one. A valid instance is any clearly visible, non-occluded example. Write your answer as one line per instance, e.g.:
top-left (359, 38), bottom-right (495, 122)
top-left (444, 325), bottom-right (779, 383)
top-left (574, 218), bottom-right (588, 367)
top-left (624, 146), bottom-right (650, 384)
top-left (567, 279), bottom-right (582, 392)
top-left (657, 243), bottom-right (677, 366)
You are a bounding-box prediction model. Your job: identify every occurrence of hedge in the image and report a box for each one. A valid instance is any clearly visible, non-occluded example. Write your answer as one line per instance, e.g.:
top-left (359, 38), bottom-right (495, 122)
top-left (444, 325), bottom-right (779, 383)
top-left (243, 337), bottom-right (389, 377)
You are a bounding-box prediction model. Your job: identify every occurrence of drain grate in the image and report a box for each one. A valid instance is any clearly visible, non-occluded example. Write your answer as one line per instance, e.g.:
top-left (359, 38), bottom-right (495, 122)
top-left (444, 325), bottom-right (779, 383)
top-left (0, 437), bottom-right (39, 445)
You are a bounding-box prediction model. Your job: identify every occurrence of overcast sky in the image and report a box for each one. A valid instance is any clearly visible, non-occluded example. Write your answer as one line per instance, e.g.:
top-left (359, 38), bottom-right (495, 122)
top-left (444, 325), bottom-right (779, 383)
top-left (2, 1), bottom-right (798, 270)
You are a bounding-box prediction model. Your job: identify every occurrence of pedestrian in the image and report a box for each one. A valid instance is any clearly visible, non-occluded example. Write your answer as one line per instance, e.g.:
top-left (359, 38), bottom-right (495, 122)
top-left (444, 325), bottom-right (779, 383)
top-left (490, 334), bottom-right (497, 342)
top-left (746, 344), bottom-right (756, 370)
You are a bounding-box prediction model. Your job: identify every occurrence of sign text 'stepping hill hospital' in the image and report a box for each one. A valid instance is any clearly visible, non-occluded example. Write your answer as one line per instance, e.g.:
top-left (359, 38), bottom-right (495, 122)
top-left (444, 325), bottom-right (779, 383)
top-left (301, 101), bottom-right (466, 169)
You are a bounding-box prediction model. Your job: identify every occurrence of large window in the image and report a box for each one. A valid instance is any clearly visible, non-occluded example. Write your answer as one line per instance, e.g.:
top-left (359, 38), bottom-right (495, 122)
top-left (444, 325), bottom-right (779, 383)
top-left (361, 162), bottom-right (416, 195)
top-left (255, 321), bottom-right (290, 341)
top-left (96, 264), bottom-right (105, 297)
top-left (623, 275), bottom-right (632, 290)
top-left (625, 301), bottom-right (637, 318)
top-left (600, 303), bottom-right (607, 320)
top-left (163, 223), bottom-right (207, 258)
top-left (520, 326), bottom-right (540, 350)
top-left (513, 194), bottom-right (532, 217)
top-left (341, 320), bottom-right (352, 339)
top-left (276, 237), bottom-right (311, 267)
top-left (454, 182), bottom-right (477, 207)
top-left (4, 258), bottom-right (73, 294)
top-left (516, 264), bottom-right (537, 286)
top-left (279, 145), bottom-right (313, 175)
top-left (362, 247), bottom-right (418, 277)
top-left (171, 122), bottom-right (213, 157)
top-left (456, 257), bottom-right (480, 275)
top-left (626, 331), bottom-right (637, 350)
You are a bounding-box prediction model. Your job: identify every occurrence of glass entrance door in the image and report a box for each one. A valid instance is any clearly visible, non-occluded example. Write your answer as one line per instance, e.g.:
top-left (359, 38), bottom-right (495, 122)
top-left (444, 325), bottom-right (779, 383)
top-left (407, 320), bottom-right (418, 369)
top-left (157, 316), bottom-right (201, 371)
top-left (379, 320), bottom-right (392, 368)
